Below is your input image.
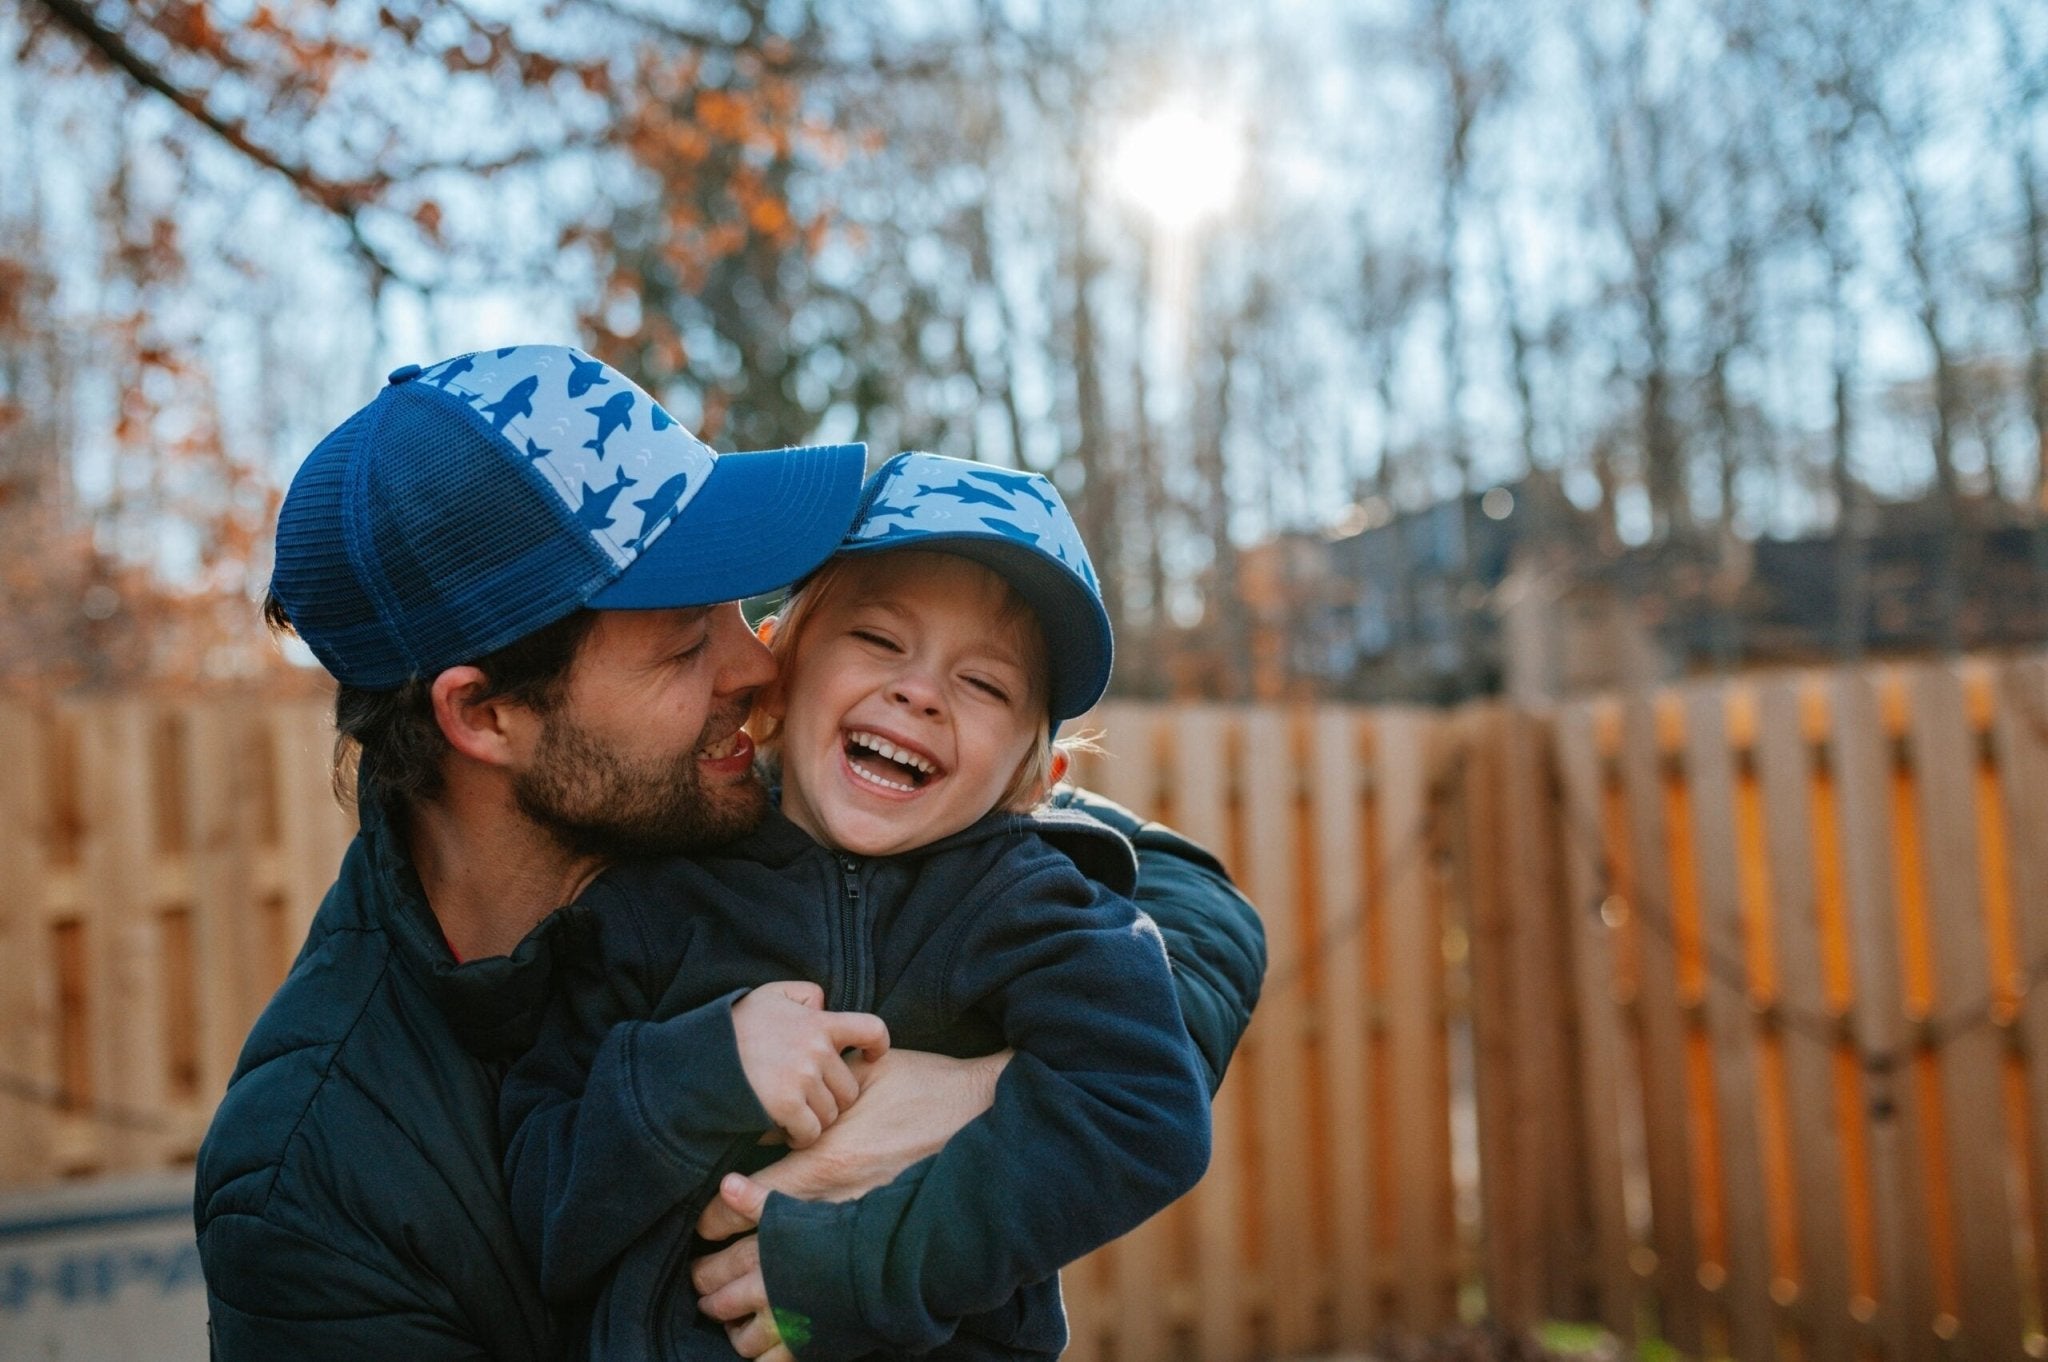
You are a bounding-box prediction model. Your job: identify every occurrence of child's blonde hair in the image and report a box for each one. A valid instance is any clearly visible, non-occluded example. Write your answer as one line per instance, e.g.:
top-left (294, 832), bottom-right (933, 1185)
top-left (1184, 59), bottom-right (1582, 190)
top-left (751, 551), bottom-right (1089, 812)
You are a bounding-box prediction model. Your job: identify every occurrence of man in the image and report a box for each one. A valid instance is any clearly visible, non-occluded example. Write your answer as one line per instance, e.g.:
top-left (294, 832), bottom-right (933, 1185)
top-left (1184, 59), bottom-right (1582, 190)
top-left (194, 345), bottom-right (1266, 1360)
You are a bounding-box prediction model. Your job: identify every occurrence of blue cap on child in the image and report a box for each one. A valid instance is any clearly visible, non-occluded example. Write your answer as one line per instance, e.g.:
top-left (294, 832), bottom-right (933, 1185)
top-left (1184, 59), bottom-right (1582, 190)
top-left (836, 452), bottom-right (1113, 722)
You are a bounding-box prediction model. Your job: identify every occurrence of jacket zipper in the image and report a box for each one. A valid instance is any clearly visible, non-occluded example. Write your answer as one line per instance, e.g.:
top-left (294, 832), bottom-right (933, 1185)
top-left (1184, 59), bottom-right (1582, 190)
top-left (836, 855), bottom-right (873, 1014)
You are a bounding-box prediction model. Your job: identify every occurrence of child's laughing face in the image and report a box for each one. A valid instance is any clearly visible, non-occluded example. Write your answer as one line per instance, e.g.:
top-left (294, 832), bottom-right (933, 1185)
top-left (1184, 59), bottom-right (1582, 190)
top-left (762, 551), bottom-right (1046, 857)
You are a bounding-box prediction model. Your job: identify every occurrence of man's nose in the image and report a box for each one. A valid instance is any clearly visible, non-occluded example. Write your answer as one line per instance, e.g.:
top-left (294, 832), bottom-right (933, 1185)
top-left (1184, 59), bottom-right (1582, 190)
top-left (711, 605), bottom-right (777, 694)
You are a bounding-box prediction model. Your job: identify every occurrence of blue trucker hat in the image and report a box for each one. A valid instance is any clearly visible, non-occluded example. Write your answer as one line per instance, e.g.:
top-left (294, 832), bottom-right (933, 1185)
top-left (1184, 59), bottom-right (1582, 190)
top-left (270, 344), bottom-right (865, 689)
top-left (836, 452), bottom-right (1112, 721)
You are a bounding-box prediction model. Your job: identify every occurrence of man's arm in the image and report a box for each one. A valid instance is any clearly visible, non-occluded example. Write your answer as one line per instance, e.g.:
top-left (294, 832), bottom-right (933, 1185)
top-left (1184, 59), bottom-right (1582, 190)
top-left (201, 1212), bottom-right (492, 1362)
top-left (1051, 786), bottom-right (1267, 1092)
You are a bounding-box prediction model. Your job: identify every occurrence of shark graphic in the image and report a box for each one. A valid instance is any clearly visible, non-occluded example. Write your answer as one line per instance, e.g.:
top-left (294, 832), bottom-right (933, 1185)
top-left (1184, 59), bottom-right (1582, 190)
top-left (582, 391), bottom-right (635, 460)
top-left (480, 375), bottom-right (538, 432)
top-left (650, 404), bottom-right (675, 432)
top-left (520, 438), bottom-right (553, 463)
top-left (855, 518), bottom-right (927, 544)
top-left (623, 472), bottom-right (691, 551)
top-left (975, 516), bottom-right (1044, 548)
top-left (576, 466), bottom-right (638, 533)
top-left (566, 355), bottom-right (610, 399)
top-left (496, 347), bottom-right (519, 357)
top-left (964, 467), bottom-right (1059, 516)
top-left (420, 354), bottom-right (475, 390)
top-left (916, 479), bottom-right (1014, 511)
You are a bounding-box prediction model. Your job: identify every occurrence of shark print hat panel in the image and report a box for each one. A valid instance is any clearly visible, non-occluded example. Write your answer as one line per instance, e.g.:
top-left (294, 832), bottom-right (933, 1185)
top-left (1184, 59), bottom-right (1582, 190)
top-left (835, 451), bottom-right (1113, 721)
top-left (410, 345), bottom-right (717, 566)
top-left (270, 344), bottom-right (864, 690)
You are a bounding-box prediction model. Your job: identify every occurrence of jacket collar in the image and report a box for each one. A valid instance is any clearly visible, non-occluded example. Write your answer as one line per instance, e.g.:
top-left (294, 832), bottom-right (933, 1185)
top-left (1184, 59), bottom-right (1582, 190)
top-left (352, 761), bottom-right (592, 1061)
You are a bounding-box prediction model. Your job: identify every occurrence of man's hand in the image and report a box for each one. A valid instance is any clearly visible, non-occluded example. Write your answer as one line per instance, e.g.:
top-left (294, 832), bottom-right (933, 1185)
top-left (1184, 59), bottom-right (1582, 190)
top-left (693, 1175), bottom-right (784, 1359)
top-left (731, 983), bottom-right (889, 1149)
top-left (695, 1047), bottom-right (1011, 1240)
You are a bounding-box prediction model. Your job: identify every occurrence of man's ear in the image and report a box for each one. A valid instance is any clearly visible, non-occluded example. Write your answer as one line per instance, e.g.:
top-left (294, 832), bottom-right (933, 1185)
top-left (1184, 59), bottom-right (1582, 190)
top-left (429, 666), bottom-right (528, 768)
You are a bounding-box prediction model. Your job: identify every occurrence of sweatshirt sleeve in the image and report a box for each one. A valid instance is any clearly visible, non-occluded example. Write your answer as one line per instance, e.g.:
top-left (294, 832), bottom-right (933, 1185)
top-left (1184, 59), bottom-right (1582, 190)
top-left (498, 886), bottom-right (772, 1305)
top-left (1052, 786), bottom-right (1268, 1093)
top-left (754, 852), bottom-right (1212, 1360)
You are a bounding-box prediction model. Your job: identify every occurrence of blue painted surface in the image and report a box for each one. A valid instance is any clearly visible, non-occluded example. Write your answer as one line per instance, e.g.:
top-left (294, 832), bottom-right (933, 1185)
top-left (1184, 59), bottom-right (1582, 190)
top-left (0, 1174), bottom-right (207, 1361)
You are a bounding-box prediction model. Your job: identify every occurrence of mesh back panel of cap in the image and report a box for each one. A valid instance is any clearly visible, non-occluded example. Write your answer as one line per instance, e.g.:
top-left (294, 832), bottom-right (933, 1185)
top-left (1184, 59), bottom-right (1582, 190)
top-left (271, 381), bottom-right (617, 689)
top-left (271, 404), bottom-right (396, 682)
top-left (364, 384), bottom-right (615, 682)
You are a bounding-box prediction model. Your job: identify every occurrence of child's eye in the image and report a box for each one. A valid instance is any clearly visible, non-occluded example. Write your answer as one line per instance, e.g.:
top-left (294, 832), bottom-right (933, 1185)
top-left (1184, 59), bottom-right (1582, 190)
top-left (852, 629), bottom-right (900, 651)
top-left (965, 676), bottom-right (1012, 704)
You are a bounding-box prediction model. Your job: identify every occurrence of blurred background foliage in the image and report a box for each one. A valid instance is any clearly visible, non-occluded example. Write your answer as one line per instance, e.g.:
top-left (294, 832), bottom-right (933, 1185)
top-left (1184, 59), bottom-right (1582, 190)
top-left (1, 0), bottom-right (2044, 698)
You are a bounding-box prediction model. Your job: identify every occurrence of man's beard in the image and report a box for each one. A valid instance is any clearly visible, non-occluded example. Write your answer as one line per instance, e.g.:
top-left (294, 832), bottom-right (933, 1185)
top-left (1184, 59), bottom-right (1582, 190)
top-left (513, 706), bottom-right (768, 861)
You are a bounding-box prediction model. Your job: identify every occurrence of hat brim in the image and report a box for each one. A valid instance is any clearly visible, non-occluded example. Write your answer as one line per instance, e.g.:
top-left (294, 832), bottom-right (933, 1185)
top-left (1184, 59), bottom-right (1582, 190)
top-left (590, 443), bottom-right (866, 609)
top-left (838, 532), bottom-right (1113, 721)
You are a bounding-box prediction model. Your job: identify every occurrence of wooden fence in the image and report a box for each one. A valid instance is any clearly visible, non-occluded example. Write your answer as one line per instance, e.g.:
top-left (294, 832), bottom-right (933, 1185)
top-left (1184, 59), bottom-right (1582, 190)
top-left (4, 656), bottom-right (2048, 1360)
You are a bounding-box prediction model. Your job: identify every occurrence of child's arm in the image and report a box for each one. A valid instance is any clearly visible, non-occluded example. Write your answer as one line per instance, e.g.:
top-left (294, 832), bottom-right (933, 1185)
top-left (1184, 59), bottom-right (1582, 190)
top-left (709, 857), bottom-right (1213, 1360)
top-left (498, 892), bottom-right (885, 1305)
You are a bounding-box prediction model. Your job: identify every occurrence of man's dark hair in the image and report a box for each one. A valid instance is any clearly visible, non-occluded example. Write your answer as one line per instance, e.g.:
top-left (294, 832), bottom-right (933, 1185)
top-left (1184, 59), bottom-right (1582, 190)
top-left (263, 591), bottom-right (601, 809)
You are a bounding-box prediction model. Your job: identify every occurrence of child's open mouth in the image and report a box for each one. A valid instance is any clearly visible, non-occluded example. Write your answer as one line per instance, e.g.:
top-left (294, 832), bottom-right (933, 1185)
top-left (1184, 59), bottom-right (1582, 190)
top-left (843, 729), bottom-right (940, 793)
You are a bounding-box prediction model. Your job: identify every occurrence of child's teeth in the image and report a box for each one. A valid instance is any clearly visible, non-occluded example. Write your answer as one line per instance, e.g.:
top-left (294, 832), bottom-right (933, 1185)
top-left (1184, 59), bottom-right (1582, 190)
top-left (849, 731), bottom-right (934, 774)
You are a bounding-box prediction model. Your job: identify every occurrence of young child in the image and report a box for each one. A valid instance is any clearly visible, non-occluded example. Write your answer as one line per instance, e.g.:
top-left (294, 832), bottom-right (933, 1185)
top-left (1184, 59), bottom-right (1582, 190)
top-left (499, 452), bottom-right (1212, 1361)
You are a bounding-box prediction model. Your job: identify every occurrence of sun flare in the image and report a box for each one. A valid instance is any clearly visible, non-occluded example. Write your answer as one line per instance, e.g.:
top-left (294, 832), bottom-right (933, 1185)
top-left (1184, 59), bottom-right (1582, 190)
top-left (1109, 104), bottom-right (1244, 232)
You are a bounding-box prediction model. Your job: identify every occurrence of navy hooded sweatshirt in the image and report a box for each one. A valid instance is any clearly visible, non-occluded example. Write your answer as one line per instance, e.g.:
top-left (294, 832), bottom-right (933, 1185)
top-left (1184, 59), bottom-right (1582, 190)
top-left (498, 802), bottom-right (1212, 1361)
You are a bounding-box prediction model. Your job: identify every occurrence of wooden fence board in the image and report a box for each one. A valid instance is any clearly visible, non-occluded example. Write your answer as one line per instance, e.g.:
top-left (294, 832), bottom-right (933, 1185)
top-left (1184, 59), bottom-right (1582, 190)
top-left (1170, 706), bottom-right (1249, 1361)
top-left (1555, 703), bottom-right (1637, 1342)
top-left (76, 701), bottom-right (161, 1172)
top-left (1376, 709), bottom-right (1449, 1329)
top-left (1830, 668), bottom-right (1940, 1362)
top-left (1618, 695), bottom-right (1706, 1355)
top-left (1460, 708), bottom-right (1532, 1328)
top-left (0, 702), bottom-right (54, 1189)
top-left (1905, 664), bottom-right (2027, 1360)
top-left (1993, 659), bottom-right (2048, 1330)
top-left (1682, 685), bottom-right (1778, 1362)
top-left (182, 704), bottom-right (261, 1108)
top-left (1241, 707), bottom-right (1318, 1353)
top-left (1753, 678), bottom-right (1852, 1362)
top-left (1311, 706), bottom-right (1375, 1343)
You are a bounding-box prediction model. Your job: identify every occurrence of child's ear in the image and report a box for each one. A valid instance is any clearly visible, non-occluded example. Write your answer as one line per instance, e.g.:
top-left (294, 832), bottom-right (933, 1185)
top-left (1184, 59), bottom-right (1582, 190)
top-left (755, 615), bottom-right (778, 647)
top-left (1048, 748), bottom-right (1071, 786)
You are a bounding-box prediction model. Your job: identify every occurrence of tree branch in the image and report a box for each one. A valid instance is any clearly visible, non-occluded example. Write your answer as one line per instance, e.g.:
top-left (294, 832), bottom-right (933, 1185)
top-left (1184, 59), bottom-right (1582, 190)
top-left (29, 0), bottom-right (413, 287)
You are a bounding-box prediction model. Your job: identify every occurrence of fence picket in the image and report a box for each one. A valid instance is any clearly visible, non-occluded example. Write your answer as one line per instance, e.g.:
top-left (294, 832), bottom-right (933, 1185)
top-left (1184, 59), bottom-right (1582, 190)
top-left (1375, 709), bottom-right (1450, 1328)
top-left (1555, 702), bottom-right (1636, 1343)
top-left (1682, 685), bottom-right (1779, 1361)
top-left (1993, 658), bottom-right (2048, 1330)
top-left (1830, 669), bottom-right (1940, 1362)
top-left (1905, 664), bottom-right (2028, 1360)
top-left (1241, 707), bottom-right (1318, 1353)
top-left (1752, 678), bottom-right (1853, 1362)
top-left (1618, 695), bottom-right (1706, 1355)
top-left (1170, 706), bottom-right (1249, 1362)
top-left (0, 702), bottom-right (54, 1189)
top-left (1311, 706), bottom-right (1375, 1342)
top-left (1459, 707), bottom-right (1531, 1328)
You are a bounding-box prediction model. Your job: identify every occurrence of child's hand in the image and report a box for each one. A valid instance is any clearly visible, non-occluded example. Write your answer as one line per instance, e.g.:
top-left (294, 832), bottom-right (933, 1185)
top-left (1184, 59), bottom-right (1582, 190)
top-left (731, 982), bottom-right (889, 1148)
